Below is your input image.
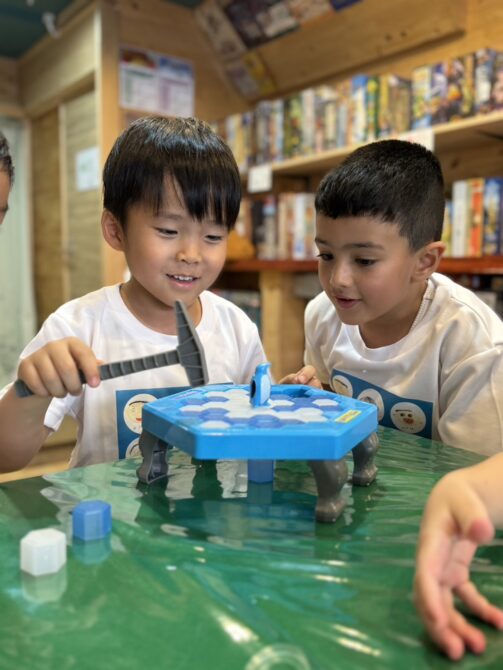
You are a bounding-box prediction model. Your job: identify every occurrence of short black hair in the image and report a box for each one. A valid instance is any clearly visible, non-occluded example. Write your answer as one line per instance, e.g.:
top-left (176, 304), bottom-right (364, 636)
top-left (315, 140), bottom-right (445, 250)
top-left (0, 131), bottom-right (14, 184)
top-left (103, 116), bottom-right (241, 230)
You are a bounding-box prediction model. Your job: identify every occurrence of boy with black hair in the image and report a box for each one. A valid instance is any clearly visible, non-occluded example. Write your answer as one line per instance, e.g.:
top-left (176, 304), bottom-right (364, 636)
top-left (0, 116), bottom-right (266, 471)
top-left (285, 139), bottom-right (503, 454)
top-left (0, 130), bottom-right (14, 225)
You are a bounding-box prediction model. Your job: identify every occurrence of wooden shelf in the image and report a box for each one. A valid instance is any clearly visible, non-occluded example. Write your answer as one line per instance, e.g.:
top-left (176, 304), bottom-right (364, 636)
top-left (439, 256), bottom-right (503, 274)
top-left (225, 256), bottom-right (503, 275)
top-left (240, 111), bottom-right (503, 179)
top-left (225, 259), bottom-right (318, 273)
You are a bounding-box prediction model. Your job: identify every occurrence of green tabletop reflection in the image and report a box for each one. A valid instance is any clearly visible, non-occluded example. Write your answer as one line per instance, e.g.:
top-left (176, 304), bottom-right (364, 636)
top-left (0, 427), bottom-right (502, 669)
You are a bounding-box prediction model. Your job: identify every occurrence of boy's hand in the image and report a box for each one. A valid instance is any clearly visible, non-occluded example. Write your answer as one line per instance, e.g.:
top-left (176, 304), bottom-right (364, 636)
top-left (279, 365), bottom-right (322, 388)
top-left (413, 473), bottom-right (503, 660)
top-left (17, 337), bottom-right (101, 398)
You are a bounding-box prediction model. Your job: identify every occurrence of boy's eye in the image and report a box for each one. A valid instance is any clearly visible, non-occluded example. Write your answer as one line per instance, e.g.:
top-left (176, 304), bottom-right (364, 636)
top-left (355, 258), bottom-right (377, 266)
top-left (316, 252), bottom-right (333, 261)
top-left (156, 228), bottom-right (177, 236)
top-left (206, 234), bottom-right (225, 243)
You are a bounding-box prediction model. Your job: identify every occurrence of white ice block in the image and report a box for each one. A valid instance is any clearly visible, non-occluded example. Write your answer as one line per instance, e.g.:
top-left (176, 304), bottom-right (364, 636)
top-left (20, 528), bottom-right (67, 576)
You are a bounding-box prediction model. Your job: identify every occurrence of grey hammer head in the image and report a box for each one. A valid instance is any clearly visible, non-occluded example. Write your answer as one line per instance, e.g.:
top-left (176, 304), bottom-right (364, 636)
top-left (175, 301), bottom-right (209, 387)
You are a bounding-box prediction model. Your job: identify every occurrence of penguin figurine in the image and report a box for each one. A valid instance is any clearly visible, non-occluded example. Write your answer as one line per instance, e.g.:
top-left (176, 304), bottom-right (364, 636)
top-left (250, 362), bottom-right (272, 407)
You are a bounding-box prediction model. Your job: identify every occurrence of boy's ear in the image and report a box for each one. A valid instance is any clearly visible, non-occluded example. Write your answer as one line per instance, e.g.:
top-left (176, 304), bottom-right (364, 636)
top-left (414, 241), bottom-right (445, 280)
top-left (101, 210), bottom-right (125, 251)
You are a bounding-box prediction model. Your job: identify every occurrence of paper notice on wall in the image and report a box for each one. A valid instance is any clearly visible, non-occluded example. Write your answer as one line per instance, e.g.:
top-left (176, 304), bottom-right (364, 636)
top-left (75, 147), bottom-right (100, 192)
top-left (119, 46), bottom-right (194, 117)
top-left (158, 55), bottom-right (194, 117)
top-left (120, 47), bottom-right (159, 112)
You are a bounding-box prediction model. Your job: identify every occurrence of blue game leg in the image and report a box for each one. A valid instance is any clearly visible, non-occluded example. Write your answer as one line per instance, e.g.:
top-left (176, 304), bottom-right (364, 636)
top-left (137, 430), bottom-right (169, 484)
top-left (308, 459), bottom-right (349, 523)
top-left (351, 431), bottom-right (379, 486)
top-left (248, 460), bottom-right (275, 484)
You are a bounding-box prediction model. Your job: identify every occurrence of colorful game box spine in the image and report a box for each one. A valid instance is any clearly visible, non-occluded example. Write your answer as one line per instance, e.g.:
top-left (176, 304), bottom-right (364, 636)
top-left (195, 0), bottom-right (246, 60)
top-left (254, 100), bottom-right (272, 164)
top-left (262, 195), bottom-right (278, 259)
top-left (287, 0), bottom-right (332, 22)
top-left (430, 61), bottom-right (448, 125)
top-left (412, 65), bottom-right (432, 128)
top-left (258, 0), bottom-right (298, 40)
top-left (271, 99), bottom-right (284, 162)
top-left (490, 52), bottom-right (503, 111)
top-left (475, 49), bottom-right (496, 113)
top-left (365, 76), bottom-right (379, 141)
top-left (451, 180), bottom-right (470, 257)
top-left (467, 177), bottom-right (484, 257)
top-left (278, 192), bottom-right (295, 259)
top-left (444, 54), bottom-right (475, 121)
top-left (283, 93), bottom-right (304, 158)
top-left (390, 76), bottom-right (412, 134)
top-left (441, 200), bottom-right (453, 257)
top-left (303, 192), bottom-right (317, 258)
top-left (350, 74), bottom-right (368, 144)
top-left (377, 74), bottom-right (392, 138)
top-left (220, 0), bottom-right (267, 49)
top-left (376, 74), bottom-right (413, 137)
top-left (233, 196), bottom-right (254, 247)
top-left (313, 85), bottom-right (336, 152)
top-left (323, 85), bottom-right (338, 150)
top-left (301, 87), bottom-right (316, 156)
top-left (483, 177), bottom-right (503, 255)
top-left (335, 80), bottom-right (352, 147)
top-left (292, 193), bottom-right (307, 259)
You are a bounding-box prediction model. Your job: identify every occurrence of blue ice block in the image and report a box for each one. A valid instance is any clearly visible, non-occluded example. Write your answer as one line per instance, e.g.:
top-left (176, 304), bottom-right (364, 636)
top-left (72, 500), bottom-right (112, 541)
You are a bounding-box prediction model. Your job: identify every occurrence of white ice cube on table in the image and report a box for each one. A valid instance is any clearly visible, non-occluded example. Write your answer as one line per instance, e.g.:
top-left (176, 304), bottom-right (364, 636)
top-left (20, 528), bottom-right (67, 576)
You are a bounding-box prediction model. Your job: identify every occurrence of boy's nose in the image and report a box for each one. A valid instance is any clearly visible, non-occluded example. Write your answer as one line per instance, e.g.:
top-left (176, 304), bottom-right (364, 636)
top-left (176, 244), bottom-right (201, 264)
top-left (329, 262), bottom-right (352, 289)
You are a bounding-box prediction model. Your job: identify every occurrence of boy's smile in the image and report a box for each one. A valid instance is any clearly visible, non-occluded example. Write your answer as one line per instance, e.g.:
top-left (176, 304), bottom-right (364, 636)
top-left (315, 214), bottom-right (439, 348)
top-left (103, 180), bottom-right (228, 334)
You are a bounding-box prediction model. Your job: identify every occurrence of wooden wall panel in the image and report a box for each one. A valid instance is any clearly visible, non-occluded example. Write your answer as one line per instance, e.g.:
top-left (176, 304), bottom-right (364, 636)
top-left (19, 6), bottom-right (96, 118)
top-left (365, 0), bottom-right (503, 79)
top-left (256, 0), bottom-right (468, 96)
top-left (32, 110), bottom-right (66, 325)
top-left (0, 58), bottom-right (21, 117)
top-left (62, 90), bottom-right (103, 300)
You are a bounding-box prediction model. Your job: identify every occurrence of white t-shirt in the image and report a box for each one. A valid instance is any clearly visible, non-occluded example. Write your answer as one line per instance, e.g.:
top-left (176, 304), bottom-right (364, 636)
top-left (305, 273), bottom-right (503, 456)
top-left (8, 286), bottom-right (266, 467)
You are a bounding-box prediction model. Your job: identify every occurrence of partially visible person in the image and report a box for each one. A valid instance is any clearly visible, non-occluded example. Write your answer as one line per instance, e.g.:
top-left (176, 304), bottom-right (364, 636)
top-left (0, 116), bottom-right (267, 472)
top-left (414, 454), bottom-right (503, 660)
top-left (0, 131), bottom-right (14, 225)
top-left (284, 140), bottom-right (503, 455)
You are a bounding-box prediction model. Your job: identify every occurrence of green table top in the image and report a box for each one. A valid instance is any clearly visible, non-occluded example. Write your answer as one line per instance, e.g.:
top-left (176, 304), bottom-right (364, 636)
top-left (0, 427), bottom-right (502, 670)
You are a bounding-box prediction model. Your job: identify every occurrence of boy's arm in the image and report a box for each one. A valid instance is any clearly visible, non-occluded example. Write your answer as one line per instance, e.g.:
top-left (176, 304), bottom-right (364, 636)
top-left (0, 336), bottom-right (100, 472)
top-left (0, 386), bottom-right (52, 471)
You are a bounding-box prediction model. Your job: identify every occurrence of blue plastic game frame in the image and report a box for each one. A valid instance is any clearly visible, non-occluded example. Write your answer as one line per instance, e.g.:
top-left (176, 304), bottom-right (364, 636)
top-left (142, 383), bottom-right (378, 460)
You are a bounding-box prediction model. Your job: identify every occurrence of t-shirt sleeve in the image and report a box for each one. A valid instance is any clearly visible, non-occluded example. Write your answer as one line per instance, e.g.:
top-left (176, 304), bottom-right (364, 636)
top-left (437, 347), bottom-right (503, 456)
top-left (303, 299), bottom-right (331, 386)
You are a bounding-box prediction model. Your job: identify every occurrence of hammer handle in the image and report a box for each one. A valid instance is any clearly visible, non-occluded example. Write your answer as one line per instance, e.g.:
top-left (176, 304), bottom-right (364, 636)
top-left (14, 350), bottom-right (181, 398)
